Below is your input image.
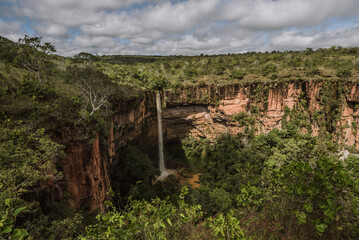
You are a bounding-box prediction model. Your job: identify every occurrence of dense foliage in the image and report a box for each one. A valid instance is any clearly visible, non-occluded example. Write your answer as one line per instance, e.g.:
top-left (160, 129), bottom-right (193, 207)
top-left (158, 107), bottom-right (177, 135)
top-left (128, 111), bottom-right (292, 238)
top-left (0, 35), bottom-right (143, 239)
top-left (0, 121), bottom-right (64, 239)
top-left (192, 130), bottom-right (359, 239)
top-left (80, 187), bottom-right (245, 240)
top-left (80, 129), bottom-right (359, 239)
top-left (99, 46), bottom-right (359, 89)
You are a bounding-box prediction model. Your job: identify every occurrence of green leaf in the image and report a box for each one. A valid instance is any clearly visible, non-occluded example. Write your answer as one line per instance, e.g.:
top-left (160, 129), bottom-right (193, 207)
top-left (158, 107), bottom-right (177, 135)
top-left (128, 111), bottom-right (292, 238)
top-left (12, 229), bottom-right (21, 239)
top-left (166, 218), bottom-right (172, 226)
top-left (159, 222), bottom-right (166, 229)
top-left (14, 207), bottom-right (26, 217)
top-left (2, 211), bottom-right (8, 220)
top-left (303, 203), bottom-right (313, 213)
top-left (1, 226), bottom-right (12, 234)
top-left (20, 229), bottom-right (29, 238)
top-left (315, 223), bottom-right (327, 235)
top-left (294, 210), bottom-right (307, 224)
top-left (12, 228), bottom-right (29, 239)
top-left (220, 229), bottom-right (225, 237)
top-left (5, 199), bottom-right (11, 207)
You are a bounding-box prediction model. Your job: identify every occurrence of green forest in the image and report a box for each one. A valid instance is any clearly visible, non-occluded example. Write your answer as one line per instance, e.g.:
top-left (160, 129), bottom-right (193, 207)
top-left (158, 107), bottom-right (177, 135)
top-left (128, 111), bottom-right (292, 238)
top-left (1, 35), bottom-right (359, 239)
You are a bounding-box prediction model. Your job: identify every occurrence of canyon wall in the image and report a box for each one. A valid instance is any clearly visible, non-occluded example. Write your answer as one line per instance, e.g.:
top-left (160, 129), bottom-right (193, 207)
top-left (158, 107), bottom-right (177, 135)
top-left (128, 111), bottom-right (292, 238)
top-left (159, 81), bottom-right (359, 145)
top-left (57, 98), bottom-right (152, 211)
top-left (61, 80), bottom-right (359, 211)
top-left (58, 133), bottom-right (110, 211)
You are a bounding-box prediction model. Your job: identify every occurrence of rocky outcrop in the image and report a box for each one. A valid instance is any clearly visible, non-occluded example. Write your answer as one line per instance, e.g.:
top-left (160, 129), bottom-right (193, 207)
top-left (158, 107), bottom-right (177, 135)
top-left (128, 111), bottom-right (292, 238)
top-left (347, 83), bottom-right (359, 102)
top-left (58, 133), bottom-right (110, 211)
top-left (61, 80), bottom-right (359, 211)
top-left (59, 97), bottom-right (152, 211)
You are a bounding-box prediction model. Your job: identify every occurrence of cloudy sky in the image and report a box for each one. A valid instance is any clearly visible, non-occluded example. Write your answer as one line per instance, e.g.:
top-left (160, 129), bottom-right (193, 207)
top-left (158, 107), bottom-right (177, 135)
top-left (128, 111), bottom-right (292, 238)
top-left (1, 0), bottom-right (359, 56)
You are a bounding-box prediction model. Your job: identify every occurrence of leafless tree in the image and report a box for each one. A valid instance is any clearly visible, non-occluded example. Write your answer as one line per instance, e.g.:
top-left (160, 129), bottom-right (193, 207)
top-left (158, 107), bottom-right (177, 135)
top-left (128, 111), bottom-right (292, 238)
top-left (68, 65), bottom-right (111, 121)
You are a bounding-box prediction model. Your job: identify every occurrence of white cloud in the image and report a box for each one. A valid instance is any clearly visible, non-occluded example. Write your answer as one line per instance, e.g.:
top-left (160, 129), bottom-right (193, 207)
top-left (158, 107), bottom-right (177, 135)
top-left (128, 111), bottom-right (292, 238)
top-left (34, 24), bottom-right (68, 37)
top-left (141, 0), bottom-right (219, 33)
top-left (223, 0), bottom-right (359, 30)
top-left (33, 0), bottom-right (145, 11)
top-left (0, 19), bottom-right (21, 34)
top-left (73, 35), bottom-right (116, 48)
top-left (12, 5), bottom-right (106, 27)
top-left (3, 32), bottom-right (24, 42)
top-left (270, 26), bottom-right (359, 50)
top-left (82, 0), bottom-right (219, 37)
top-left (1, 0), bottom-right (359, 56)
top-left (6, 0), bottom-right (168, 28)
top-left (81, 13), bottom-right (144, 37)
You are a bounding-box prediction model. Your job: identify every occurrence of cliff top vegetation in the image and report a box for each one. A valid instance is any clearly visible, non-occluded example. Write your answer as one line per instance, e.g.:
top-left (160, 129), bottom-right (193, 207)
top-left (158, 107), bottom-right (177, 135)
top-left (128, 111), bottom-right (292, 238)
top-left (97, 45), bottom-right (359, 89)
top-left (2, 35), bottom-right (359, 93)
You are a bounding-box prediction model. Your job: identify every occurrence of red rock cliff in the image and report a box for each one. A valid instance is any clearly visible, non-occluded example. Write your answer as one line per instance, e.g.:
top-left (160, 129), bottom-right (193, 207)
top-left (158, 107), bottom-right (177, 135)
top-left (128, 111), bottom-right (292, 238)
top-left (58, 133), bottom-right (110, 211)
top-left (158, 81), bottom-right (359, 146)
top-left (60, 80), bottom-right (359, 211)
top-left (59, 97), bottom-right (151, 211)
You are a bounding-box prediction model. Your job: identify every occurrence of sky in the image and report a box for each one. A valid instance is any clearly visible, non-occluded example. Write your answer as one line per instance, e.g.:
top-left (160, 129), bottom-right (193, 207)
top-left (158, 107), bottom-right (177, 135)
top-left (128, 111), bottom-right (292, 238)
top-left (1, 0), bottom-right (359, 56)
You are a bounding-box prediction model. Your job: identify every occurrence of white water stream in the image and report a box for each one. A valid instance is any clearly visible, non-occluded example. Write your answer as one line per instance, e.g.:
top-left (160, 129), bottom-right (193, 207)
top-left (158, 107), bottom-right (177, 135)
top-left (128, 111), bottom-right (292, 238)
top-left (155, 91), bottom-right (175, 181)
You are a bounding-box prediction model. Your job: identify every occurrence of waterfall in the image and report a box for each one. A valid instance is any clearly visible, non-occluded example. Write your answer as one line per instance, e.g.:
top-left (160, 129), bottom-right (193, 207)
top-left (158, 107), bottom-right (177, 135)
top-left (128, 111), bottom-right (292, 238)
top-left (155, 91), bottom-right (175, 181)
top-left (156, 91), bottom-right (166, 173)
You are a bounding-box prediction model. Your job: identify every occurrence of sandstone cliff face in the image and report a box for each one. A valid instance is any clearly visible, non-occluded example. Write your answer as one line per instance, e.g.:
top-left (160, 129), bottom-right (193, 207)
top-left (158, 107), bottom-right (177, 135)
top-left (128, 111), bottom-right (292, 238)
top-left (59, 97), bottom-right (151, 211)
top-left (61, 80), bottom-right (359, 211)
top-left (160, 81), bottom-right (359, 146)
top-left (59, 133), bottom-right (110, 211)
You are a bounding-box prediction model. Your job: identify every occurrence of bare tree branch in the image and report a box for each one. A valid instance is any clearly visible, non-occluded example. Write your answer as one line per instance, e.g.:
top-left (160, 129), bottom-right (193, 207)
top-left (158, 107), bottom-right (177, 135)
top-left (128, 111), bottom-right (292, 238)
top-left (68, 65), bottom-right (112, 122)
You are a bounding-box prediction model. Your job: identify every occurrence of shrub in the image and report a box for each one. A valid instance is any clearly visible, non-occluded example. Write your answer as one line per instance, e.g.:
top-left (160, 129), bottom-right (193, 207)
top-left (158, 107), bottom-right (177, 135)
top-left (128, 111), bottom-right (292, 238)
top-left (336, 68), bottom-right (352, 78)
top-left (230, 70), bottom-right (247, 80)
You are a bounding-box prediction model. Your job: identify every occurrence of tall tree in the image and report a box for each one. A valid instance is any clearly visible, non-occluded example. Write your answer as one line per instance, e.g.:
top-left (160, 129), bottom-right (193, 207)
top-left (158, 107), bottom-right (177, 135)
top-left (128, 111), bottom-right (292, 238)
top-left (13, 35), bottom-right (56, 83)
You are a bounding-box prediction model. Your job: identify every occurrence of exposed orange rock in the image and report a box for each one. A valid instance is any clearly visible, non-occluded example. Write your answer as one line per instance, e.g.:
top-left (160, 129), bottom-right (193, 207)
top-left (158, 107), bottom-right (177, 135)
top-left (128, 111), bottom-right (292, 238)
top-left (347, 83), bottom-right (359, 102)
top-left (306, 81), bottom-right (322, 112)
top-left (179, 173), bottom-right (201, 188)
top-left (218, 87), bottom-right (249, 115)
top-left (86, 133), bottom-right (110, 212)
top-left (60, 143), bottom-right (90, 210)
top-left (59, 134), bottom-right (110, 211)
top-left (284, 83), bottom-right (301, 109)
top-left (158, 81), bottom-right (359, 143)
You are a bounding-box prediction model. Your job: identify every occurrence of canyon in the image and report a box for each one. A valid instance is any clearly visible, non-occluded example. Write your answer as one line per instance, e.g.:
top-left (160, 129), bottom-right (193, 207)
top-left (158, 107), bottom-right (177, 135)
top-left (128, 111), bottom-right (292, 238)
top-left (59, 80), bottom-right (359, 211)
